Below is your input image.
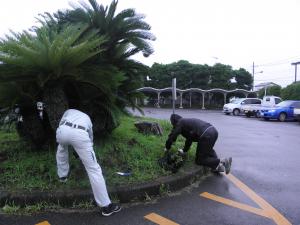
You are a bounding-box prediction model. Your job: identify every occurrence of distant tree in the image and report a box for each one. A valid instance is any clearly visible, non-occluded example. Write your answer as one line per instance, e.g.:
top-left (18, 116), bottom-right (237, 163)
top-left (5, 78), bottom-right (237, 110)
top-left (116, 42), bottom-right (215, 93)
top-left (146, 63), bottom-right (171, 88)
top-left (209, 63), bottom-right (233, 89)
top-left (258, 85), bottom-right (281, 98)
top-left (147, 61), bottom-right (251, 91)
top-left (233, 68), bottom-right (253, 90)
top-left (281, 82), bottom-right (300, 100)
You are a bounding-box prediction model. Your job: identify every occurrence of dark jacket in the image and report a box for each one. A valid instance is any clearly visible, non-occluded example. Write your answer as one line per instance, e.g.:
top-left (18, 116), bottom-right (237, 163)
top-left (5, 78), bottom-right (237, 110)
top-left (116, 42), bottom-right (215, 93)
top-left (165, 114), bottom-right (212, 152)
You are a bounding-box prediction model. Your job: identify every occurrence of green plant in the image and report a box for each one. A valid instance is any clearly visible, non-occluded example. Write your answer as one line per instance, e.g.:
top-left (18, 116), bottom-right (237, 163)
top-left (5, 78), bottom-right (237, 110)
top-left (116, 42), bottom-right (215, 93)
top-left (258, 85), bottom-right (282, 98)
top-left (0, 0), bottom-right (156, 148)
top-left (159, 183), bottom-right (171, 195)
top-left (281, 82), bottom-right (300, 100)
top-left (71, 200), bottom-right (94, 210)
top-left (1, 202), bottom-right (63, 215)
top-left (1, 203), bottom-right (20, 214)
top-left (0, 116), bottom-right (196, 191)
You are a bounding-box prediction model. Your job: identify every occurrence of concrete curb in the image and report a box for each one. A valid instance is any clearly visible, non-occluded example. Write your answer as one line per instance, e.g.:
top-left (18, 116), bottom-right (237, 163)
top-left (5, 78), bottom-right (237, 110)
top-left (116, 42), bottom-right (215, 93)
top-left (0, 165), bottom-right (206, 207)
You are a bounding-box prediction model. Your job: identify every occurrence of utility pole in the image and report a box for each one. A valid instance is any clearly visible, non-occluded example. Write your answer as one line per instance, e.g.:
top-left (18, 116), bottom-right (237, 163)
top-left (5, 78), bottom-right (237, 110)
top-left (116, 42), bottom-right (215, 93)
top-left (252, 62), bottom-right (263, 91)
top-left (291, 61), bottom-right (300, 83)
top-left (252, 62), bottom-right (255, 91)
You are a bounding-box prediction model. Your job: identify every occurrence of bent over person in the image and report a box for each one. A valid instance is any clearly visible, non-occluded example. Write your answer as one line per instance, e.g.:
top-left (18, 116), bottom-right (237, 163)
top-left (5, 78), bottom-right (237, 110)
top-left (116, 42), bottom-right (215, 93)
top-left (165, 114), bottom-right (232, 174)
top-left (56, 109), bottom-right (121, 216)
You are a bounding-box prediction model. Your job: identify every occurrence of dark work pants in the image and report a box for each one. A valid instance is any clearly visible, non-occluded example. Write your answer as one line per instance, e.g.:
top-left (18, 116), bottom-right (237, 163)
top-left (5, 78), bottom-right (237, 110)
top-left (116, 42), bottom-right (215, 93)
top-left (195, 127), bottom-right (220, 169)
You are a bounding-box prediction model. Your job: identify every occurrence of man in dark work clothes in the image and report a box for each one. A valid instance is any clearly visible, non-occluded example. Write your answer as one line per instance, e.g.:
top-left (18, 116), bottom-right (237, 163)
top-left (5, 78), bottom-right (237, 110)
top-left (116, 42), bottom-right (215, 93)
top-left (165, 114), bottom-right (232, 173)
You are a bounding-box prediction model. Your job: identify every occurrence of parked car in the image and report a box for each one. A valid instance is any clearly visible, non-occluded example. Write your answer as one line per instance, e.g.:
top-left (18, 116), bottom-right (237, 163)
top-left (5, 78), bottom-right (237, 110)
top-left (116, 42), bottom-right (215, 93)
top-left (260, 100), bottom-right (300, 122)
top-left (223, 98), bottom-right (262, 116)
top-left (241, 96), bottom-right (282, 117)
top-left (294, 108), bottom-right (300, 123)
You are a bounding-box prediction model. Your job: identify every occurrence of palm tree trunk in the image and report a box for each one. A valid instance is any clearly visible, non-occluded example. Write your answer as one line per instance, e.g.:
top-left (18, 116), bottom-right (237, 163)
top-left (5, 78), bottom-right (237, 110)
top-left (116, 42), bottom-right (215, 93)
top-left (86, 104), bottom-right (119, 139)
top-left (16, 103), bottom-right (48, 149)
top-left (43, 85), bottom-right (69, 131)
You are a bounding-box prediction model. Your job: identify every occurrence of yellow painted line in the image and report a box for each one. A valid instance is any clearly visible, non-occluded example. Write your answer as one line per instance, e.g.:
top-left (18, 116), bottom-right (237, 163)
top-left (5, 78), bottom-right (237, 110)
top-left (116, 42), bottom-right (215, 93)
top-left (226, 174), bottom-right (292, 225)
top-left (144, 213), bottom-right (179, 225)
top-left (200, 192), bottom-right (270, 218)
top-left (35, 221), bottom-right (51, 225)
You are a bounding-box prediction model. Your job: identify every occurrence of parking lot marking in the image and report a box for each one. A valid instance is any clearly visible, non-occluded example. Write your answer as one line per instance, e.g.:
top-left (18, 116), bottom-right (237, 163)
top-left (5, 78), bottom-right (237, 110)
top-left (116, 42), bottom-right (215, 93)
top-left (226, 174), bottom-right (291, 225)
top-left (200, 192), bottom-right (269, 218)
top-left (35, 221), bottom-right (51, 225)
top-left (144, 213), bottom-right (179, 225)
top-left (200, 174), bottom-right (291, 225)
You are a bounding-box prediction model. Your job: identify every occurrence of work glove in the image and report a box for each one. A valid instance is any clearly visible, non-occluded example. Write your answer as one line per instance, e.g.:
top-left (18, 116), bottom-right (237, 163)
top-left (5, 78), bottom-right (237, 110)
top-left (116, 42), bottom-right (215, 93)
top-left (178, 149), bottom-right (186, 155)
top-left (177, 149), bottom-right (187, 159)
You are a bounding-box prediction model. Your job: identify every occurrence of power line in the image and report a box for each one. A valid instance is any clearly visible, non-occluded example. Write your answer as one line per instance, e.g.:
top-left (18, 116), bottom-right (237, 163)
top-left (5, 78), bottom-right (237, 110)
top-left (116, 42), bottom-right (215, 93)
top-left (256, 77), bottom-right (294, 82)
top-left (256, 75), bottom-right (294, 80)
top-left (256, 55), bottom-right (300, 67)
top-left (240, 55), bottom-right (300, 69)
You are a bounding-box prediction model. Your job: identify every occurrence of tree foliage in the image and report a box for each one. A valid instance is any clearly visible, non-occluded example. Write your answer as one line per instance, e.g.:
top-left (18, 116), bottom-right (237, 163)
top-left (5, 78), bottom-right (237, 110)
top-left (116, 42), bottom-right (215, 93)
top-left (0, 0), bottom-right (155, 148)
top-left (258, 85), bottom-right (282, 98)
top-left (146, 61), bottom-right (252, 90)
top-left (281, 82), bottom-right (300, 100)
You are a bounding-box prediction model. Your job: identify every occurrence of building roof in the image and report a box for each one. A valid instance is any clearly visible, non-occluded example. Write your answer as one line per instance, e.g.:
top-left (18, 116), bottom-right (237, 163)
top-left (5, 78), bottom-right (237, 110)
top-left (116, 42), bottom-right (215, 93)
top-left (254, 82), bottom-right (279, 88)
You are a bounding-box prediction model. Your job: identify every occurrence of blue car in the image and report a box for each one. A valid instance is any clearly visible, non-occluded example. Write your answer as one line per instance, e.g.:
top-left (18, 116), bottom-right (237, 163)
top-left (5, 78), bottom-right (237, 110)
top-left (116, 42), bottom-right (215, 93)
top-left (260, 100), bottom-right (300, 122)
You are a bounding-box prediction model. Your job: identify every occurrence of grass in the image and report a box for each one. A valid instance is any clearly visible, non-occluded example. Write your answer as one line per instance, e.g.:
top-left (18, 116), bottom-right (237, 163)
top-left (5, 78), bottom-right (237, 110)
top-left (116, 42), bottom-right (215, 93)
top-left (0, 115), bottom-right (196, 192)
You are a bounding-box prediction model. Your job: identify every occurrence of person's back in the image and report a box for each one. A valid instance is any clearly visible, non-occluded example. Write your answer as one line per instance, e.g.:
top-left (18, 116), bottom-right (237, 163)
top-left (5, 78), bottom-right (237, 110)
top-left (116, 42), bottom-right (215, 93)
top-left (176, 118), bottom-right (212, 141)
top-left (60, 109), bottom-right (92, 129)
top-left (168, 114), bottom-right (213, 143)
top-left (165, 114), bottom-right (232, 174)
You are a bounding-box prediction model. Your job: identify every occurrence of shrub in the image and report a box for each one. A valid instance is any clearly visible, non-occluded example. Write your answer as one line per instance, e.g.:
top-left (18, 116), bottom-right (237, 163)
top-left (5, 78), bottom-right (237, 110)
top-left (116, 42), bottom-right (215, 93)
top-left (281, 82), bottom-right (300, 100)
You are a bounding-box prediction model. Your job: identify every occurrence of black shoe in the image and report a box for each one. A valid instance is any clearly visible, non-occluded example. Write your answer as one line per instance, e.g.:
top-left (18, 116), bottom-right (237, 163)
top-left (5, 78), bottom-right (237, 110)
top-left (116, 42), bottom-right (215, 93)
top-left (102, 203), bottom-right (121, 216)
top-left (59, 176), bottom-right (68, 183)
top-left (222, 157), bottom-right (232, 174)
top-left (212, 162), bottom-right (225, 173)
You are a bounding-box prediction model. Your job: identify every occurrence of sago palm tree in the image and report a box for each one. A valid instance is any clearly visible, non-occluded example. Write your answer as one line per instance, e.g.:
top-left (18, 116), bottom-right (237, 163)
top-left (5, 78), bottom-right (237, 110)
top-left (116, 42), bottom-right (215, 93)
top-left (0, 23), bottom-right (123, 147)
top-left (48, 0), bottom-right (155, 109)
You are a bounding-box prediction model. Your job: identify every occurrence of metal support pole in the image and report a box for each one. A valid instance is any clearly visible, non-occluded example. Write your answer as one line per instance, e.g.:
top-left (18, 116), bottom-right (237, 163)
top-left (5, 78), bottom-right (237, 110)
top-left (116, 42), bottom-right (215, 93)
top-left (252, 62), bottom-right (254, 91)
top-left (202, 93), bottom-right (205, 109)
top-left (295, 65), bottom-right (297, 83)
top-left (172, 78), bottom-right (176, 114)
top-left (180, 93), bottom-right (183, 109)
top-left (291, 61), bottom-right (300, 83)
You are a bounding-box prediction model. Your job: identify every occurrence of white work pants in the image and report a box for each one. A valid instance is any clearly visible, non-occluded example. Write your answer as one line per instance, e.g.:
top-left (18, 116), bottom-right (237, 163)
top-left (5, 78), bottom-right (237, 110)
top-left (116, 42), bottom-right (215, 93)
top-left (56, 125), bottom-right (111, 207)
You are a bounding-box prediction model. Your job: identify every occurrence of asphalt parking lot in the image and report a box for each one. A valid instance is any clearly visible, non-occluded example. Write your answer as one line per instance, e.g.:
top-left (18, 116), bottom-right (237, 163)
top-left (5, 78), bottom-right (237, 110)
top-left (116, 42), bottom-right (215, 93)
top-left (1, 107), bottom-right (300, 225)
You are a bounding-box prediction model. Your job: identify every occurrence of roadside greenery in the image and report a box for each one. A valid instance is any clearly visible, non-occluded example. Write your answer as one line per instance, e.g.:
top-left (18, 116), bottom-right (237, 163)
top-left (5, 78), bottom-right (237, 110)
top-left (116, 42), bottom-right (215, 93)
top-left (281, 82), bottom-right (300, 100)
top-left (258, 85), bottom-right (282, 98)
top-left (257, 82), bottom-right (300, 100)
top-left (1, 200), bottom-right (94, 215)
top-left (0, 116), bottom-right (196, 191)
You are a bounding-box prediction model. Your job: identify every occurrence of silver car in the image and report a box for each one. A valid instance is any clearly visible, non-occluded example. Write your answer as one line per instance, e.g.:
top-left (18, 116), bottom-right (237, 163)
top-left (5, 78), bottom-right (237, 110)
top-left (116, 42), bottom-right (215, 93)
top-left (223, 98), bottom-right (261, 116)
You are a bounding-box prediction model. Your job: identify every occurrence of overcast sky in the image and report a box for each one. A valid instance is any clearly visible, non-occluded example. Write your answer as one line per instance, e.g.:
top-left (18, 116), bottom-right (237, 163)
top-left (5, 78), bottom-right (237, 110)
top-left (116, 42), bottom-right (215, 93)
top-left (1, 0), bottom-right (300, 87)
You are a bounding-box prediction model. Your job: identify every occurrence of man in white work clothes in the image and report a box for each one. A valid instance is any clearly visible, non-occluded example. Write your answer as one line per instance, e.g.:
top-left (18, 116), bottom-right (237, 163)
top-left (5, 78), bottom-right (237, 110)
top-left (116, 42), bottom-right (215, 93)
top-left (56, 108), bottom-right (121, 216)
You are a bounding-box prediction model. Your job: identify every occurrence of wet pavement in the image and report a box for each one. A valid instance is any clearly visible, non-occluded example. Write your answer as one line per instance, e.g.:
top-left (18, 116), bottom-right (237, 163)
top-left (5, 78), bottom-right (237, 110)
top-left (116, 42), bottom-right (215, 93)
top-left (1, 108), bottom-right (300, 225)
